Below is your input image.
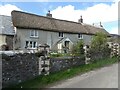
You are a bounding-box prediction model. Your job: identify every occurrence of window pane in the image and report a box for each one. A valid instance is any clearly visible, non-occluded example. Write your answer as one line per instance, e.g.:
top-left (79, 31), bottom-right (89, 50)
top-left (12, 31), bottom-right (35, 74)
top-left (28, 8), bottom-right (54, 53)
top-left (35, 30), bottom-right (38, 36)
top-left (30, 41), bottom-right (32, 48)
top-left (78, 33), bottom-right (83, 39)
top-left (33, 42), bottom-right (36, 48)
top-left (25, 41), bottom-right (29, 48)
top-left (62, 32), bottom-right (63, 37)
top-left (30, 30), bottom-right (34, 36)
top-left (59, 32), bottom-right (63, 37)
top-left (59, 32), bottom-right (61, 37)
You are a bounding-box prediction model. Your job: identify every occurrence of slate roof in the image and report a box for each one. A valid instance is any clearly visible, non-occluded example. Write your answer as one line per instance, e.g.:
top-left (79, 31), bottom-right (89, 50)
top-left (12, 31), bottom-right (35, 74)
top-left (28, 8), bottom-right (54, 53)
top-left (0, 15), bottom-right (15, 35)
top-left (11, 10), bottom-right (110, 36)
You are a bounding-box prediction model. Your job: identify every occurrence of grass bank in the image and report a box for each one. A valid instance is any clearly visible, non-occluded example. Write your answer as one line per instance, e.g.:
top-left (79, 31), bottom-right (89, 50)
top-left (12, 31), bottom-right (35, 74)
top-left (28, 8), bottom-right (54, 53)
top-left (7, 57), bottom-right (118, 89)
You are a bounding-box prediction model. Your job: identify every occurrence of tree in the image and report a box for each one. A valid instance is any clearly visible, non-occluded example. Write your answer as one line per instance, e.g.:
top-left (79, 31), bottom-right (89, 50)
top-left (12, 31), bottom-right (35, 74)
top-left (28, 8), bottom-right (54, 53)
top-left (91, 32), bottom-right (107, 50)
top-left (90, 32), bottom-right (111, 60)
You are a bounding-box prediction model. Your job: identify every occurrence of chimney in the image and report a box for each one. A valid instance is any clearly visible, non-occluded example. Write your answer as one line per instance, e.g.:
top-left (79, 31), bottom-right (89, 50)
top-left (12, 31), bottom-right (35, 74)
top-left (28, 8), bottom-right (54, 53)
top-left (100, 22), bottom-right (103, 27)
top-left (78, 16), bottom-right (83, 23)
top-left (46, 10), bottom-right (52, 18)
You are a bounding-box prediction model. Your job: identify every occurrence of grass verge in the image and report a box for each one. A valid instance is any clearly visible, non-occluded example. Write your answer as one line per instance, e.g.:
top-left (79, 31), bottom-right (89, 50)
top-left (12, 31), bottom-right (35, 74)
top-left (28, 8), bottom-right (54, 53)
top-left (7, 57), bottom-right (118, 89)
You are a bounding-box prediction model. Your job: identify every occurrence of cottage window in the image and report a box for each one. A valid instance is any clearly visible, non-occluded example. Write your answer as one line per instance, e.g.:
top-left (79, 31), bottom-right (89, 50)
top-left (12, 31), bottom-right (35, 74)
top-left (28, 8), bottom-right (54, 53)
top-left (78, 33), bottom-right (83, 39)
top-left (30, 41), bottom-right (32, 48)
top-left (30, 30), bottom-right (38, 37)
top-left (25, 41), bottom-right (29, 48)
top-left (25, 41), bottom-right (37, 49)
top-left (59, 32), bottom-right (64, 38)
top-left (33, 42), bottom-right (37, 48)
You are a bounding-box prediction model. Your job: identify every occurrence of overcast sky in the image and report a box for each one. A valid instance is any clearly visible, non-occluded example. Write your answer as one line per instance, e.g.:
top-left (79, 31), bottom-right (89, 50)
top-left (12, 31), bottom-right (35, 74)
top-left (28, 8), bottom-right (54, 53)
top-left (0, 0), bottom-right (119, 34)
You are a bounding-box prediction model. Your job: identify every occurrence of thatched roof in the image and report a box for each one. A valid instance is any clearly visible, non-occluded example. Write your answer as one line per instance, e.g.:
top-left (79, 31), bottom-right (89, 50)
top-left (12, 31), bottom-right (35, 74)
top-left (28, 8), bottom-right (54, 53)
top-left (83, 23), bottom-right (109, 35)
top-left (11, 10), bottom-right (109, 35)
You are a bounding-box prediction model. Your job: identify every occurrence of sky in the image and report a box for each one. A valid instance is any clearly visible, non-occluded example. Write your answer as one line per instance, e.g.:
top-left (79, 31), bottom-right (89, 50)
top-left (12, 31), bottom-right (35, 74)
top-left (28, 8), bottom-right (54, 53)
top-left (0, 0), bottom-right (119, 34)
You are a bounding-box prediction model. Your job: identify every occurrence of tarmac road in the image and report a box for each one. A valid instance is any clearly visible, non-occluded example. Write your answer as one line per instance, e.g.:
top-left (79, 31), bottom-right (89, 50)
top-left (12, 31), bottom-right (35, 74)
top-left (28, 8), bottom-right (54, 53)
top-left (50, 63), bottom-right (118, 88)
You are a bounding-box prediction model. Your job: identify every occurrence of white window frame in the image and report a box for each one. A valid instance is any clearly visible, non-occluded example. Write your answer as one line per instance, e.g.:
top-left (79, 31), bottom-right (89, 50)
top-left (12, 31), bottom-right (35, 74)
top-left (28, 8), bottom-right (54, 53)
top-left (78, 33), bottom-right (83, 39)
top-left (30, 30), bottom-right (38, 38)
top-left (25, 41), bottom-right (37, 49)
top-left (59, 32), bottom-right (64, 38)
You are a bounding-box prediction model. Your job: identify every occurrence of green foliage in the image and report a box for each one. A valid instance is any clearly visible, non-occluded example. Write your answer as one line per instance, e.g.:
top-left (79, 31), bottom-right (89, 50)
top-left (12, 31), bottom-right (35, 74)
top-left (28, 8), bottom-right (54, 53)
top-left (50, 53), bottom-right (63, 57)
top-left (72, 40), bottom-right (84, 56)
top-left (90, 32), bottom-right (111, 61)
top-left (50, 52), bottom-right (72, 58)
top-left (91, 32), bottom-right (107, 49)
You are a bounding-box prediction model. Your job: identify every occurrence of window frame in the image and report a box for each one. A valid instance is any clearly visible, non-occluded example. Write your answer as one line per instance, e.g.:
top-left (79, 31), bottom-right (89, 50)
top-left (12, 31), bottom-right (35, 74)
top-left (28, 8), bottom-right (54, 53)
top-left (78, 33), bottom-right (83, 39)
top-left (30, 30), bottom-right (38, 38)
top-left (59, 32), bottom-right (64, 38)
top-left (25, 41), bottom-right (37, 49)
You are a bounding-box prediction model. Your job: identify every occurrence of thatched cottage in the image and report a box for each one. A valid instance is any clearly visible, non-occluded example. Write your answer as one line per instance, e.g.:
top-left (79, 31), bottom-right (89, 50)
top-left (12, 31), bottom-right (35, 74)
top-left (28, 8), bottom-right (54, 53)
top-left (11, 10), bottom-right (109, 53)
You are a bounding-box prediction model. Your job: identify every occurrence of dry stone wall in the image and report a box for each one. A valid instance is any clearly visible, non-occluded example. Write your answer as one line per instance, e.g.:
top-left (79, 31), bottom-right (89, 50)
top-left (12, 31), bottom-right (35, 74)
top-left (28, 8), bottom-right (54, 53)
top-left (2, 53), bottom-right (39, 87)
top-left (50, 57), bottom-right (85, 73)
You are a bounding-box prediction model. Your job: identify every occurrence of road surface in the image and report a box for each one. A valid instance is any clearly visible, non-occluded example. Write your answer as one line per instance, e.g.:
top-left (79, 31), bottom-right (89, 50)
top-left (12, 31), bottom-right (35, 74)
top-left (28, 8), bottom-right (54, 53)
top-left (50, 63), bottom-right (118, 88)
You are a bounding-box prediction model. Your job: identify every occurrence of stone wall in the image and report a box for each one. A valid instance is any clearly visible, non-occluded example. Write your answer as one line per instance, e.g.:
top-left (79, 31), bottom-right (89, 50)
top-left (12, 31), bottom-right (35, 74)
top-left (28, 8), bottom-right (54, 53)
top-left (50, 56), bottom-right (85, 73)
top-left (2, 53), bottom-right (39, 87)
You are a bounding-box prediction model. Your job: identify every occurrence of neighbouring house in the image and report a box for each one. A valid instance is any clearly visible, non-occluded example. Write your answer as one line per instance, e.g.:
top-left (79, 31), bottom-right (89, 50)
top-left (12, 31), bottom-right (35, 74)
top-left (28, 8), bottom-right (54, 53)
top-left (110, 34), bottom-right (120, 43)
top-left (11, 10), bottom-right (110, 53)
top-left (0, 15), bottom-right (15, 50)
top-left (108, 34), bottom-right (120, 56)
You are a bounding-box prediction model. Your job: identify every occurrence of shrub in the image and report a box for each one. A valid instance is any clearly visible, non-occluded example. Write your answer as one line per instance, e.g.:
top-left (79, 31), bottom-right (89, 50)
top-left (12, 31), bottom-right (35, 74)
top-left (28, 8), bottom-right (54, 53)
top-left (71, 40), bottom-right (85, 57)
top-left (89, 32), bottom-right (111, 62)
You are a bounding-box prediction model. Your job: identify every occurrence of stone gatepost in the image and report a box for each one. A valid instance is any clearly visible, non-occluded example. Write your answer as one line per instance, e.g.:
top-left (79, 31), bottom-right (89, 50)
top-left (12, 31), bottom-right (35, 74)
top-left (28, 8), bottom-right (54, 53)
top-left (109, 42), bottom-right (120, 57)
top-left (38, 44), bottom-right (50, 75)
top-left (113, 43), bottom-right (119, 57)
top-left (84, 45), bottom-right (90, 64)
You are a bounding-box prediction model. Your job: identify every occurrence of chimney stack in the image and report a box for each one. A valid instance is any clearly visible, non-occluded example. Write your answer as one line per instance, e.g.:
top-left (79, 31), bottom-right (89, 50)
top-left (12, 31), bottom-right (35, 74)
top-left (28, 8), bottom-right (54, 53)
top-left (100, 22), bottom-right (103, 27)
top-left (78, 15), bottom-right (83, 23)
top-left (46, 10), bottom-right (52, 18)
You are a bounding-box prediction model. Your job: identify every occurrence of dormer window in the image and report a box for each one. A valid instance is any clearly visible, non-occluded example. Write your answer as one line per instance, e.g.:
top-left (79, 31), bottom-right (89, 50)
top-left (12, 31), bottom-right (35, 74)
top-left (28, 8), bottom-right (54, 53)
top-left (78, 33), bottom-right (83, 39)
top-left (59, 32), bottom-right (64, 38)
top-left (30, 30), bottom-right (38, 37)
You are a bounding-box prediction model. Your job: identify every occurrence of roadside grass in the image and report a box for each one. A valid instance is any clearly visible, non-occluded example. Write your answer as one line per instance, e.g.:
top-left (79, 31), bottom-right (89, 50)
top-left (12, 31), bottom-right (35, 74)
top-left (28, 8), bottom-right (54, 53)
top-left (7, 57), bottom-right (118, 89)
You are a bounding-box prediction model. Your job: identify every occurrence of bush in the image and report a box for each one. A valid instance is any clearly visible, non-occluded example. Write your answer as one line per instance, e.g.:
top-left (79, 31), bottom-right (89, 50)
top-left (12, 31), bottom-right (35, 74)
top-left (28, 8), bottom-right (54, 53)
top-left (89, 32), bottom-right (111, 62)
top-left (71, 40), bottom-right (85, 57)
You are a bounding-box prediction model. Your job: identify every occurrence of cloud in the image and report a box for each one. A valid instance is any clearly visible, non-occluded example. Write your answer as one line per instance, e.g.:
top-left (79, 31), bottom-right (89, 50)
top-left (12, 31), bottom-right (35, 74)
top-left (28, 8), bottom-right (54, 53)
top-left (51, 2), bottom-right (118, 24)
top-left (0, 4), bottom-right (22, 16)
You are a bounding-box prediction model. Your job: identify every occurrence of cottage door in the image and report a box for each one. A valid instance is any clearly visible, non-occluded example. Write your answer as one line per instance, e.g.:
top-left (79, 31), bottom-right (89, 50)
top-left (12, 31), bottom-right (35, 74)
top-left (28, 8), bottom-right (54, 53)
top-left (64, 41), bottom-right (69, 53)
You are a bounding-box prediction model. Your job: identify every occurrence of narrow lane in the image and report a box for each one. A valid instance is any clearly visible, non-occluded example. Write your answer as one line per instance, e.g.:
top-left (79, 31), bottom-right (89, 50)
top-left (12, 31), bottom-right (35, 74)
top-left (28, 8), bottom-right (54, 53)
top-left (50, 63), bottom-right (118, 88)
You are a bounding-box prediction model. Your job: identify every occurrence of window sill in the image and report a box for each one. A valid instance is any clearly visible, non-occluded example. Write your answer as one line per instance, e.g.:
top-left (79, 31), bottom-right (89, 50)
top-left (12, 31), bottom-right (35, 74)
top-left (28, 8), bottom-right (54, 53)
top-left (78, 38), bottom-right (83, 39)
top-left (59, 37), bottom-right (64, 38)
top-left (30, 36), bottom-right (39, 38)
top-left (26, 48), bottom-right (37, 50)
